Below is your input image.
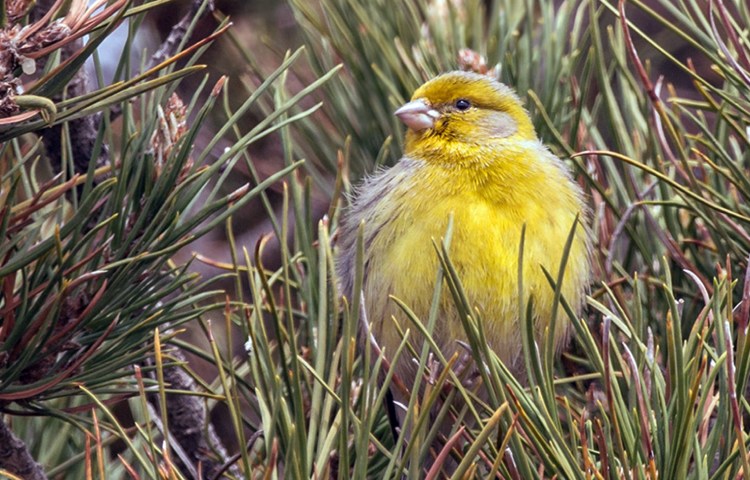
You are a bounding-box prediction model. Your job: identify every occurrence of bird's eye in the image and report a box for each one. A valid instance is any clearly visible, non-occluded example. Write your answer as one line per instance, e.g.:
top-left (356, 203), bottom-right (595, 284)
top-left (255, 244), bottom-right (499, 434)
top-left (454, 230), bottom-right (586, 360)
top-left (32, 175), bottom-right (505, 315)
top-left (454, 99), bottom-right (471, 111)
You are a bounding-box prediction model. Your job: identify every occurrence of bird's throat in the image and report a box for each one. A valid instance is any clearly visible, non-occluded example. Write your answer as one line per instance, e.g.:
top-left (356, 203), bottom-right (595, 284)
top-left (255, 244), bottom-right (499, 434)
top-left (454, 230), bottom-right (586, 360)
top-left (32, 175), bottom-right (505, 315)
top-left (406, 139), bottom-right (556, 205)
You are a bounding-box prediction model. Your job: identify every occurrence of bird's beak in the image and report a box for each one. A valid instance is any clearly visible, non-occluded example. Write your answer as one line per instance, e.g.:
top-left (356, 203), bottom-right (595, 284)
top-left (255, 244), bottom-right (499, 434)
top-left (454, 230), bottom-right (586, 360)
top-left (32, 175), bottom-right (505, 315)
top-left (394, 98), bottom-right (440, 131)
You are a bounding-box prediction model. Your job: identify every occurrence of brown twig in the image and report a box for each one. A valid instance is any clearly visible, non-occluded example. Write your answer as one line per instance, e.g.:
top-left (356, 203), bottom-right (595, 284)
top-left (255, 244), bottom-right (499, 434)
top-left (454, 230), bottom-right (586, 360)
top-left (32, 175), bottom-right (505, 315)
top-left (29, 0), bottom-right (111, 178)
top-left (0, 418), bottom-right (47, 480)
top-left (145, 346), bottom-right (239, 479)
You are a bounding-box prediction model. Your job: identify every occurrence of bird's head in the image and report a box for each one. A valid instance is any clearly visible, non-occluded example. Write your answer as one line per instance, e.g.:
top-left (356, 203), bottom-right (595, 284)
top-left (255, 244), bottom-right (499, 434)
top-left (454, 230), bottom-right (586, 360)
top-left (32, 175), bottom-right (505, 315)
top-left (395, 71), bottom-right (537, 161)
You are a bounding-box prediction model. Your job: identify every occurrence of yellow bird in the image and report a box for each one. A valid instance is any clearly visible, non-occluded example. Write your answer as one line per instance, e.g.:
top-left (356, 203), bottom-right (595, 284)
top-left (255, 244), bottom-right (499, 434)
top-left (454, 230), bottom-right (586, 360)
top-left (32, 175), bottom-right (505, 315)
top-left (336, 71), bottom-right (590, 390)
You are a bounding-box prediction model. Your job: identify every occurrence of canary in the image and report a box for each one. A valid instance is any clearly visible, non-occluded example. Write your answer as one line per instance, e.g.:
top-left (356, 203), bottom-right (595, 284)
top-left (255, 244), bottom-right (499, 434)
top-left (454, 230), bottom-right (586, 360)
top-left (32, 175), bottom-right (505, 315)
top-left (336, 71), bottom-right (590, 389)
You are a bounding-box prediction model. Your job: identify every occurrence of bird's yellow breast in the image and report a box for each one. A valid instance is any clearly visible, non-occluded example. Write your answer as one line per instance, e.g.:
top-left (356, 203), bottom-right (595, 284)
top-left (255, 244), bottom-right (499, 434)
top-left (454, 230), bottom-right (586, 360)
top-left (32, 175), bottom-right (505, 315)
top-left (364, 151), bottom-right (589, 372)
